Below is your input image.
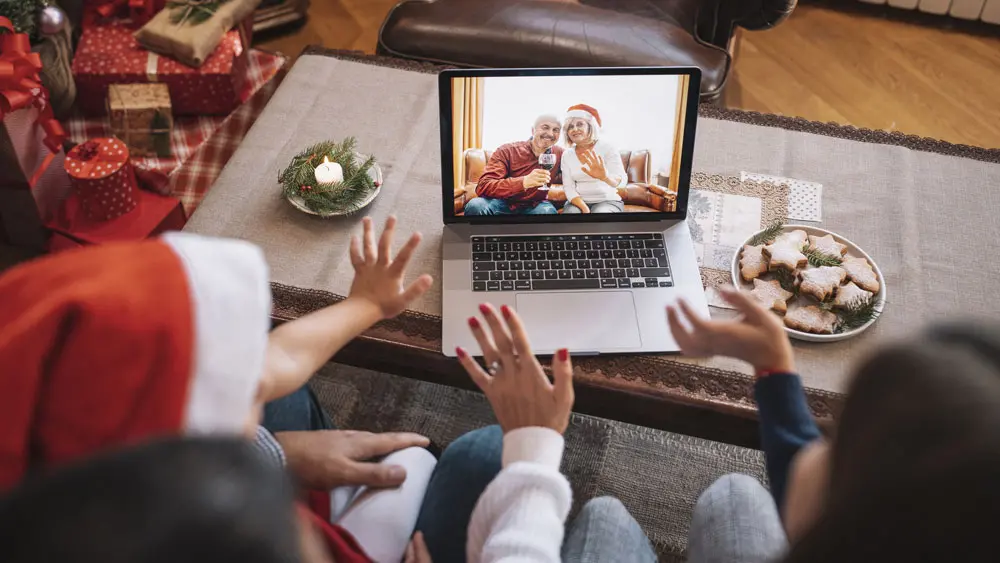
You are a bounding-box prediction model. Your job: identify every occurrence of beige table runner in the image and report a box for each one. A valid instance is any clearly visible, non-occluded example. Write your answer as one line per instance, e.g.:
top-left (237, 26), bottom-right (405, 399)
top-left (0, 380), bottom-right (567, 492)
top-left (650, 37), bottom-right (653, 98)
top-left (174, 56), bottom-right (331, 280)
top-left (186, 52), bottom-right (1000, 402)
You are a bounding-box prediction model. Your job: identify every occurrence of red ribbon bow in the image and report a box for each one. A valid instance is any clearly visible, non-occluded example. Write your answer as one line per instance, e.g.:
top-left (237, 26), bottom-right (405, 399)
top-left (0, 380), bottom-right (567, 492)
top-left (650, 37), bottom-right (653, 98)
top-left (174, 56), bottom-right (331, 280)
top-left (0, 16), bottom-right (66, 156)
top-left (93, 0), bottom-right (156, 21)
top-left (67, 138), bottom-right (129, 179)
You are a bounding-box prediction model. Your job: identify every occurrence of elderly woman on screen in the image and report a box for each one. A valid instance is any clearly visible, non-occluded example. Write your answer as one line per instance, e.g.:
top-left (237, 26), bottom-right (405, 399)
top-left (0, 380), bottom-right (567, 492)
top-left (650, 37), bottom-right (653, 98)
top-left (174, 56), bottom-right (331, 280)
top-left (559, 104), bottom-right (627, 214)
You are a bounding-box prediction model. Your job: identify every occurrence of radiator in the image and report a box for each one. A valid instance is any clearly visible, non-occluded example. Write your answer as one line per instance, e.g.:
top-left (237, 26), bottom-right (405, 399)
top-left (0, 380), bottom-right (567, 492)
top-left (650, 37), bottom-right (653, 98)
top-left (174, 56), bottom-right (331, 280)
top-left (857, 0), bottom-right (1000, 22)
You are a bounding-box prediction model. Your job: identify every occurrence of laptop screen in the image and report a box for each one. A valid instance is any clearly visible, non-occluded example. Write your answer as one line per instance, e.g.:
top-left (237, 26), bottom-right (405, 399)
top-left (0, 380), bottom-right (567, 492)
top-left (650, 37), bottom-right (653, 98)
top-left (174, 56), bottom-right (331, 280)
top-left (439, 68), bottom-right (700, 224)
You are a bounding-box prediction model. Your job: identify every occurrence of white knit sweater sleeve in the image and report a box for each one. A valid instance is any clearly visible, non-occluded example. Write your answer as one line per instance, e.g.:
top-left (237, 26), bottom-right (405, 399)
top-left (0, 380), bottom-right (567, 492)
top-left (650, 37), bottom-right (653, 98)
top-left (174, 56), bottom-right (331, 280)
top-left (603, 142), bottom-right (629, 188)
top-left (467, 427), bottom-right (572, 563)
top-left (560, 153), bottom-right (579, 203)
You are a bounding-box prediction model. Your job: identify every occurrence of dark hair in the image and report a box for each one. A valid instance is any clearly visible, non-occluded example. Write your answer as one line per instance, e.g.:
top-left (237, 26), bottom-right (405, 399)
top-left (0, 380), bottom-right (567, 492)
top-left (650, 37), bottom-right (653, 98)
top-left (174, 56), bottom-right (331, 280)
top-left (0, 438), bottom-right (303, 563)
top-left (785, 324), bottom-right (1000, 563)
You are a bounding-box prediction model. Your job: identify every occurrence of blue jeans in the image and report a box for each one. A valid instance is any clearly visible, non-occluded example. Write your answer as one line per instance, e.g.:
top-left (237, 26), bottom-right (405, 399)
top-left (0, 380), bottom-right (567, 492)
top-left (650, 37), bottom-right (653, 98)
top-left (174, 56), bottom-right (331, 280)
top-left (262, 386), bottom-right (334, 433)
top-left (561, 200), bottom-right (625, 214)
top-left (687, 474), bottom-right (788, 563)
top-left (464, 197), bottom-right (558, 215)
top-left (563, 497), bottom-right (656, 562)
top-left (415, 425), bottom-right (655, 563)
top-left (416, 426), bottom-right (503, 563)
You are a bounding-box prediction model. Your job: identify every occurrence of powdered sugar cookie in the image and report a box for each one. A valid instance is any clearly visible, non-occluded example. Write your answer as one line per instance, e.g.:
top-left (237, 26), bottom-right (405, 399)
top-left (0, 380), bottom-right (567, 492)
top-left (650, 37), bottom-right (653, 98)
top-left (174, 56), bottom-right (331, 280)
top-left (841, 256), bottom-right (880, 293)
top-left (784, 305), bottom-right (838, 335)
top-left (739, 245), bottom-right (768, 281)
top-left (799, 266), bottom-right (848, 302)
top-left (732, 225), bottom-right (886, 342)
top-left (763, 230), bottom-right (808, 272)
top-left (750, 278), bottom-right (794, 313)
top-left (808, 234), bottom-right (848, 257)
top-left (833, 281), bottom-right (873, 310)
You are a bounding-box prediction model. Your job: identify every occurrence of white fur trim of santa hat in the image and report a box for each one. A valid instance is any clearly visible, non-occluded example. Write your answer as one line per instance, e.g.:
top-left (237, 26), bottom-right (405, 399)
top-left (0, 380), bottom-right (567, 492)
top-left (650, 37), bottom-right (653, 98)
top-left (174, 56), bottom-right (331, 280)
top-left (565, 104), bottom-right (602, 129)
top-left (162, 232), bottom-right (272, 436)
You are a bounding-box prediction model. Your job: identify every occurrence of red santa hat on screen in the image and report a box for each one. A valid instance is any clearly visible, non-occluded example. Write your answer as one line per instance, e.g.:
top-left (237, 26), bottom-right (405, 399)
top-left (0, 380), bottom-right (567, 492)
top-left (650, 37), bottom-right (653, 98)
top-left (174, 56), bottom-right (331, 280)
top-left (0, 233), bottom-right (272, 490)
top-left (565, 103), bottom-right (602, 132)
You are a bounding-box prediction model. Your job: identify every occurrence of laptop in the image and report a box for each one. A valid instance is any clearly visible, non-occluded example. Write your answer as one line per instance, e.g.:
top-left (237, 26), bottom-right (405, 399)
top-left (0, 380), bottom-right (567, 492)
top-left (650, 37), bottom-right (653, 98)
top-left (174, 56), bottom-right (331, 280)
top-left (439, 67), bottom-right (710, 356)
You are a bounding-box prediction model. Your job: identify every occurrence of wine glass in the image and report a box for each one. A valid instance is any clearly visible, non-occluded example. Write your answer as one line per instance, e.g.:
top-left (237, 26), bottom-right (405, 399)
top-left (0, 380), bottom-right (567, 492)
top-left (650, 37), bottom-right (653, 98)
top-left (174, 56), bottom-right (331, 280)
top-left (537, 150), bottom-right (557, 191)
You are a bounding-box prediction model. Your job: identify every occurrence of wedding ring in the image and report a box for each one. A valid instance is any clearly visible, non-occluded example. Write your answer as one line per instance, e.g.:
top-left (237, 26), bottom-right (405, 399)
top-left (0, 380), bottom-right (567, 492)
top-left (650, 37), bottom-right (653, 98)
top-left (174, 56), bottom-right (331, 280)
top-left (488, 360), bottom-right (502, 376)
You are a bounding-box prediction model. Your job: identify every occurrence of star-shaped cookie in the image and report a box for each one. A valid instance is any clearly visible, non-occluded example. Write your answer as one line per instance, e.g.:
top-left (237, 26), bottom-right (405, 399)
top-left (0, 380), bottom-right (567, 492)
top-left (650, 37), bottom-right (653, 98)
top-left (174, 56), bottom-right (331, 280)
top-left (740, 245), bottom-right (768, 281)
top-left (750, 278), bottom-right (794, 313)
top-left (784, 305), bottom-right (838, 334)
top-left (808, 234), bottom-right (848, 257)
top-left (764, 230), bottom-right (808, 272)
top-left (841, 256), bottom-right (880, 293)
top-left (799, 266), bottom-right (848, 302)
top-left (833, 281), bottom-right (874, 310)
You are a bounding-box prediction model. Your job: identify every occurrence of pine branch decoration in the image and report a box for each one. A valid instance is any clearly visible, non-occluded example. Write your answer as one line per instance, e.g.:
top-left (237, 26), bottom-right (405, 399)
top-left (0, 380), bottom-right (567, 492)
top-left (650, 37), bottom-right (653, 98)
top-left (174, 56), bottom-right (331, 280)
top-left (835, 293), bottom-right (881, 333)
top-left (279, 138), bottom-right (378, 216)
top-left (166, 0), bottom-right (230, 26)
top-left (773, 268), bottom-right (799, 296)
top-left (747, 220), bottom-right (784, 246)
top-left (803, 246), bottom-right (844, 267)
top-left (0, 0), bottom-right (44, 38)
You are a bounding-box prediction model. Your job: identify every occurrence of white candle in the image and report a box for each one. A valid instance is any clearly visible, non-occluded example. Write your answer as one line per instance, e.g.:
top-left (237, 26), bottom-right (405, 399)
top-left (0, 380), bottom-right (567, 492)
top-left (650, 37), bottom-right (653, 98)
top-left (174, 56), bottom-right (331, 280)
top-left (314, 156), bottom-right (344, 184)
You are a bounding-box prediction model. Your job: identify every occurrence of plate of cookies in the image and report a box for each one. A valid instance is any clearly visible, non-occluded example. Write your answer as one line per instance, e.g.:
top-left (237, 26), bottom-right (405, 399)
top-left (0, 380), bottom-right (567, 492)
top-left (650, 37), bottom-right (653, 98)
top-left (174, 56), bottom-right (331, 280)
top-left (731, 224), bottom-right (885, 342)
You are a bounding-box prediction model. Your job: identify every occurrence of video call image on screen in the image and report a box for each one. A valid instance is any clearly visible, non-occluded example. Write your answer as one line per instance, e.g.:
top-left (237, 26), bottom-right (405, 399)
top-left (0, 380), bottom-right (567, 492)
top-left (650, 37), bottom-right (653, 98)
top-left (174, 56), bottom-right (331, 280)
top-left (450, 73), bottom-right (690, 217)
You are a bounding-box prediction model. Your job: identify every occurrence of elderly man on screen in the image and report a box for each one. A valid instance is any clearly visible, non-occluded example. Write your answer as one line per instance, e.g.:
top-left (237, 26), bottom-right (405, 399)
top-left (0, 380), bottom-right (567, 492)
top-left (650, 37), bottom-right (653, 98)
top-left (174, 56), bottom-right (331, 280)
top-left (464, 114), bottom-right (564, 216)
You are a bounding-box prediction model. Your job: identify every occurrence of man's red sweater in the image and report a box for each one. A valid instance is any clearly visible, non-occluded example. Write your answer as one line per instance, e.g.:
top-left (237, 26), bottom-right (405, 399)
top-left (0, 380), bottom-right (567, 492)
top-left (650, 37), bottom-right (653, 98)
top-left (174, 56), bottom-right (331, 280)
top-left (475, 141), bottom-right (563, 211)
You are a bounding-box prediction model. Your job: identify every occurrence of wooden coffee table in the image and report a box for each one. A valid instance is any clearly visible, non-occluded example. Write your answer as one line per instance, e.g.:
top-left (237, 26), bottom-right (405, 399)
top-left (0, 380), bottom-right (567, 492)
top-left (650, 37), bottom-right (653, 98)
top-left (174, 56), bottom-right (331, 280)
top-left (185, 48), bottom-right (1000, 447)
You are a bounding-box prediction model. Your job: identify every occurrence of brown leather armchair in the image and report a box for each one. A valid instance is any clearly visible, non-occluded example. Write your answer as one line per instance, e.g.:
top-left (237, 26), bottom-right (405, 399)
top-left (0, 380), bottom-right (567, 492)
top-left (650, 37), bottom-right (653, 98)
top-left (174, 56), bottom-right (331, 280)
top-left (378, 0), bottom-right (796, 101)
top-left (454, 148), bottom-right (677, 215)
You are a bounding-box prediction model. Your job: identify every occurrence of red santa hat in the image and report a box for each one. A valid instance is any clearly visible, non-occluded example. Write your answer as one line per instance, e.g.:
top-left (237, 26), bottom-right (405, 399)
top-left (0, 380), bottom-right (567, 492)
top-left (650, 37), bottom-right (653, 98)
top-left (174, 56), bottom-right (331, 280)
top-left (565, 103), bottom-right (602, 131)
top-left (0, 233), bottom-right (271, 490)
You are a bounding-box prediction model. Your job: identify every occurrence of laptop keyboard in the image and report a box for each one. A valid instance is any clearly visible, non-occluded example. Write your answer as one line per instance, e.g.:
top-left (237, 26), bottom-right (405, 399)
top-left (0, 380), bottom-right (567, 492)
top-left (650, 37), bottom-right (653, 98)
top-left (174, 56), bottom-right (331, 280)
top-left (471, 234), bottom-right (671, 292)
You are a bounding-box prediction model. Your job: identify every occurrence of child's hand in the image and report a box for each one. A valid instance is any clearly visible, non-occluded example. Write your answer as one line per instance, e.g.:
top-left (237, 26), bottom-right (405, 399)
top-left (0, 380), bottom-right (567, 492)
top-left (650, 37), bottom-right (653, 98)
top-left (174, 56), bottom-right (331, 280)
top-left (667, 287), bottom-right (794, 375)
top-left (349, 216), bottom-right (433, 319)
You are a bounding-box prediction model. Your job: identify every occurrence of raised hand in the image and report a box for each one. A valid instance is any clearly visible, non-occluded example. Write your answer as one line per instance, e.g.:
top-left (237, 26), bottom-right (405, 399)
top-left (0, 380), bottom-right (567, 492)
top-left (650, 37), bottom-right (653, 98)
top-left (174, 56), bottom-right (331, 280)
top-left (667, 287), bottom-right (795, 374)
top-left (579, 150), bottom-right (607, 181)
top-left (274, 430), bottom-right (430, 489)
top-left (349, 216), bottom-right (434, 319)
top-left (456, 304), bottom-right (574, 434)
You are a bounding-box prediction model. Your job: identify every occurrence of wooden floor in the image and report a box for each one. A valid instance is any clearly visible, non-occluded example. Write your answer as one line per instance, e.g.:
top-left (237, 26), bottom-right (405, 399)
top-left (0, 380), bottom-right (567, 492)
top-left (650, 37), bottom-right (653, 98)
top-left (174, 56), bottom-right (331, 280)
top-left (258, 2), bottom-right (1000, 149)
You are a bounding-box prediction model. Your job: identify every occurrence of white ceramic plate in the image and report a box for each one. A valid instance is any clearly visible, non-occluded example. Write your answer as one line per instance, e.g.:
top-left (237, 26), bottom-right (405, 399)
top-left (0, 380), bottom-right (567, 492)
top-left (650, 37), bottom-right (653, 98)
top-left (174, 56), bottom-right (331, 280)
top-left (730, 225), bottom-right (887, 342)
top-left (286, 152), bottom-right (383, 217)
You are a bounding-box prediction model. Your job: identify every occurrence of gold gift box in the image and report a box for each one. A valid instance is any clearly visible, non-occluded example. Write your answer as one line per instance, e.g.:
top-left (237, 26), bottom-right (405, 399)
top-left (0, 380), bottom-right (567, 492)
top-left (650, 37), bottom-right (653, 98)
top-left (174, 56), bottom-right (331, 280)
top-left (107, 83), bottom-right (173, 158)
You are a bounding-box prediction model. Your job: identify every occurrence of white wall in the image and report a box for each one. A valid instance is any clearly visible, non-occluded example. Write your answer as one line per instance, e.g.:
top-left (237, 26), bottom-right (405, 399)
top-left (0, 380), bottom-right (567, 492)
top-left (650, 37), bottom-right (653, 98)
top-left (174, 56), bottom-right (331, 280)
top-left (481, 75), bottom-right (680, 175)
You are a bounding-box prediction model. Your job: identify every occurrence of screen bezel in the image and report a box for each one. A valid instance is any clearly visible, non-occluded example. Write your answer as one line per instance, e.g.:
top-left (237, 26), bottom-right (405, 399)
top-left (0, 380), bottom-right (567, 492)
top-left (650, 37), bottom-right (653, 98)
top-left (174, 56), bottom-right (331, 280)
top-left (439, 66), bottom-right (701, 225)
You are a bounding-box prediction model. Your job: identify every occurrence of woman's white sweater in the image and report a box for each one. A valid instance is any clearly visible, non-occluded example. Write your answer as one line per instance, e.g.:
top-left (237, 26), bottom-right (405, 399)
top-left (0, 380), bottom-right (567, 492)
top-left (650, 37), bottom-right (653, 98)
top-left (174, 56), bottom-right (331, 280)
top-left (560, 139), bottom-right (628, 204)
top-left (467, 427), bottom-right (572, 562)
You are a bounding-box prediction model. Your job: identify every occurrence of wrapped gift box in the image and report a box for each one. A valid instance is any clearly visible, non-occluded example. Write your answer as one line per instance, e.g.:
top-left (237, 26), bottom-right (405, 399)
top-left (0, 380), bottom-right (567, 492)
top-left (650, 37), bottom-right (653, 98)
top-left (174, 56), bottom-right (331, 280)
top-left (1, 107), bottom-right (73, 249)
top-left (72, 20), bottom-right (247, 116)
top-left (65, 138), bottom-right (140, 221)
top-left (108, 83), bottom-right (173, 157)
top-left (46, 189), bottom-right (185, 252)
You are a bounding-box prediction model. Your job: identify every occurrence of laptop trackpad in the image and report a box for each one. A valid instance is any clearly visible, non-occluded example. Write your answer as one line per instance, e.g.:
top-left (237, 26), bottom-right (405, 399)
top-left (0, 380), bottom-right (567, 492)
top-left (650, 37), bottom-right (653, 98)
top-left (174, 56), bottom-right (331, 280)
top-left (515, 291), bottom-right (641, 353)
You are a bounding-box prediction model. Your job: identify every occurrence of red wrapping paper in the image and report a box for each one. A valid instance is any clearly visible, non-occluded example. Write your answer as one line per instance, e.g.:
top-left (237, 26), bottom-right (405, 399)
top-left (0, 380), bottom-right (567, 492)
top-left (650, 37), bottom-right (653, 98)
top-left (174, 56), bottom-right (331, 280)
top-left (65, 138), bottom-right (139, 221)
top-left (91, 0), bottom-right (166, 25)
top-left (46, 189), bottom-right (185, 252)
top-left (72, 20), bottom-right (247, 116)
top-left (1, 16), bottom-right (70, 248)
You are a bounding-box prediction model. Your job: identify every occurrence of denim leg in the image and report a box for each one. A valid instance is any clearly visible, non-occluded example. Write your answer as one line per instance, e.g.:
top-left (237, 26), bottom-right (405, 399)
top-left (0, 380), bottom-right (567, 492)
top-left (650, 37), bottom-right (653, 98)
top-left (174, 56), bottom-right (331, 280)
top-left (561, 496), bottom-right (657, 563)
top-left (261, 386), bottom-right (334, 433)
top-left (687, 474), bottom-right (788, 563)
top-left (415, 425), bottom-right (503, 563)
top-left (463, 197), bottom-right (511, 216)
top-left (588, 201), bottom-right (624, 213)
top-left (525, 201), bottom-right (558, 214)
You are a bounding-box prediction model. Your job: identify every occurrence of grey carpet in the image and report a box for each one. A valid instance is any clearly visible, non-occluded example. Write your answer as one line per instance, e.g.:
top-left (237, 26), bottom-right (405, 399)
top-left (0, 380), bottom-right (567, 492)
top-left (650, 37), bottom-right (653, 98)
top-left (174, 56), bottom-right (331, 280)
top-left (310, 363), bottom-right (769, 562)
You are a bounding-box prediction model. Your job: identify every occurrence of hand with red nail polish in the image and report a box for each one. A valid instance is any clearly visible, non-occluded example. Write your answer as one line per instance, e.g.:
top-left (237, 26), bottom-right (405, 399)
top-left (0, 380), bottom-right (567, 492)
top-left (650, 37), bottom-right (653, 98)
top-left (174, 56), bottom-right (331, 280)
top-left (456, 303), bottom-right (575, 434)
